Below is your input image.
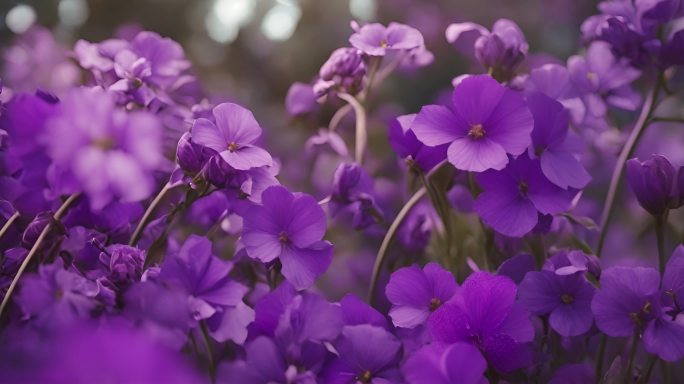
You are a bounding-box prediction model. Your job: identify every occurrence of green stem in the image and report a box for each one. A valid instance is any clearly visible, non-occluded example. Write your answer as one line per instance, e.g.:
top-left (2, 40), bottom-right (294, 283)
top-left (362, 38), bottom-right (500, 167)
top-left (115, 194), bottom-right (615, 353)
top-left (129, 183), bottom-right (175, 246)
top-left (0, 211), bottom-right (20, 243)
top-left (200, 321), bottom-right (216, 384)
top-left (626, 333), bottom-right (639, 380)
top-left (597, 73), bottom-right (663, 257)
top-left (338, 93), bottom-right (367, 165)
top-left (368, 187), bottom-right (427, 304)
top-left (655, 213), bottom-right (667, 275)
top-left (0, 193), bottom-right (80, 318)
top-left (595, 334), bottom-right (607, 384)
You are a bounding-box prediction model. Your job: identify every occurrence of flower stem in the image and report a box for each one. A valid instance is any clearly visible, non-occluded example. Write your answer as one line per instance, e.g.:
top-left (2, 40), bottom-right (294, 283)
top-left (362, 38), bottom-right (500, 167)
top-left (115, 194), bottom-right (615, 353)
top-left (626, 332), bottom-right (639, 380)
top-left (595, 334), bottom-right (607, 384)
top-left (200, 320), bottom-right (216, 384)
top-left (0, 193), bottom-right (80, 318)
top-left (338, 93), bottom-right (367, 165)
top-left (368, 186), bottom-right (427, 304)
top-left (597, 73), bottom-right (663, 257)
top-left (638, 355), bottom-right (658, 384)
top-left (0, 211), bottom-right (20, 243)
top-left (655, 213), bottom-right (667, 275)
top-left (129, 183), bottom-right (175, 246)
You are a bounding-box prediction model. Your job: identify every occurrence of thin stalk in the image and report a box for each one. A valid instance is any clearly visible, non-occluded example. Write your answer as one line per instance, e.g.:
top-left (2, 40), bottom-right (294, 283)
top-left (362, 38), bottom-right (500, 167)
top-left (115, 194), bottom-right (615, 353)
top-left (597, 74), bottom-right (663, 256)
top-left (655, 213), bottom-right (667, 275)
top-left (0, 211), bottom-right (20, 243)
top-left (368, 187), bottom-right (427, 304)
top-left (129, 183), bottom-right (175, 246)
top-left (0, 193), bottom-right (80, 318)
top-left (638, 355), bottom-right (658, 384)
top-left (650, 116), bottom-right (684, 124)
top-left (328, 104), bottom-right (353, 132)
top-left (626, 333), bottom-right (639, 380)
top-left (338, 93), bottom-right (367, 165)
top-left (200, 321), bottom-right (216, 384)
top-left (595, 334), bottom-right (607, 384)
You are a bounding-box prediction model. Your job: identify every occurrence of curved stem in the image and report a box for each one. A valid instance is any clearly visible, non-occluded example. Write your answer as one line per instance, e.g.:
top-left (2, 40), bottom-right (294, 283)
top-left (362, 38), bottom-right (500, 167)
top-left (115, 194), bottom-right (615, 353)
top-left (328, 104), bottom-right (353, 132)
top-left (0, 193), bottom-right (80, 318)
top-left (129, 183), bottom-right (174, 246)
top-left (338, 93), bottom-right (367, 165)
top-left (368, 187), bottom-right (427, 304)
top-left (0, 211), bottom-right (20, 243)
top-left (597, 75), bottom-right (662, 256)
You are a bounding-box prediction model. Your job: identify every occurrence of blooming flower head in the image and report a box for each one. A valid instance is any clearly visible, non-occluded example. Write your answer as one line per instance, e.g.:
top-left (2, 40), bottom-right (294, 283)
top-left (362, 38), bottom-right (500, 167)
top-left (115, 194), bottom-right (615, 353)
top-left (518, 269), bottom-right (595, 336)
top-left (626, 154), bottom-right (681, 216)
top-left (98, 244), bottom-right (145, 285)
top-left (323, 324), bottom-right (402, 383)
top-left (329, 162), bottom-right (383, 230)
top-left (403, 342), bottom-right (487, 384)
top-left (44, 87), bottom-right (164, 210)
top-left (412, 75), bottom-right (534, 172)
top-left (385, 263), bottom-right (458, 329)
top-left (446, 19), bottom-right (528, 81)
top-left (349, 22), bottom-right (424, 56)
top-left (242, 185), bottom-right (333, 289)
top-left (191, 102), bottom-right (273, 171)
top-left (474, 153), bottom-right (575, 237)
top-left (428, 271), bottom-right (534, 373)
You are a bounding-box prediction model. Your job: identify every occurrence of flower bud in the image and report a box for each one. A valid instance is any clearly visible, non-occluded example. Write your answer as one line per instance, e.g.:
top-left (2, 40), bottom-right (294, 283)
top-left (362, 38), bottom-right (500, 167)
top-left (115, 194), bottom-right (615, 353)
top-left (626, 154), bottom-right (676, 216)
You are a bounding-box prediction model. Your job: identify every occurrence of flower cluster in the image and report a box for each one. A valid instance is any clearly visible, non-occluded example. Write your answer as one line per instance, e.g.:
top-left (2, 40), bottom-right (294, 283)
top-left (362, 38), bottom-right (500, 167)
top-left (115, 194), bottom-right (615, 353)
top-left (1, 4), bottom-right (684, 383)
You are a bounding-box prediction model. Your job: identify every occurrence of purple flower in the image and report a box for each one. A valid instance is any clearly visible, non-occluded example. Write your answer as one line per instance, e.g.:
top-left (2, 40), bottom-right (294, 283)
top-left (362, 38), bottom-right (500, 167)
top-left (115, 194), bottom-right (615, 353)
top-left (385, 263), bottom-right (458, 329)
top-left (518, 270), bottom-right (595, 336)
top-left (339, 293), bottom-right (389, 329)
top-left (527, 92), bottom-right (590, 189)
top-left (44, 87), bottom-right (163, 210)
top-left (626, 154), bottom-right (679, 215)
top-left (397, 201), bottom-right (439, 252)
top-left (322, 324), bottom-right (402, 383)
top-left (524, 64), bottom-right (586, 124)
top-left (191, 103), bottom-right (273, 171)
top-left (313, 48), bottom-right (366, 98)
top-left (15, 260), bottom-right (99, 328)
top-left (242, 185), bottom-right (333, 289)
top-left (329, 162), bottom-right (383, 230)
top-left (98, 244), bottom-right (145, 285)
top-left (160, 235), bottom-right (253, 343)
top-left (285, 82), bottom-right (318, 116)
top-left (349, 22), bottom-right (424, 56)
top-left (412, 75), bottom-right (533, 172)
top-left (474, 154), bottom-right (575, 237)
top-left (403, 342), bottom-right (487, 384)
top-left (428, 271), bottom-right (534, 373)
top-left (591, 266), bottom-right (660, 337)
top-left (567, 41), bottom-right (641, 115)
top-left (446, 19), bottom-right (528, 80)
top-left (388, 113), bottom-right (447, 172)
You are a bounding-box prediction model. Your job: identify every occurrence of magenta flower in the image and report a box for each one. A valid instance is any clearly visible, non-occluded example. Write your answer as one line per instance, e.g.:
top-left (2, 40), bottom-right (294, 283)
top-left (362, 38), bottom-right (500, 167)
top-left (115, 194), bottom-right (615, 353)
top-left (385, 263), bottom-right (458, 329)
top-left (474, 154), bottom-right (575, 237)
top-left (349, 22), bottom-right (424, 56)
top-left (191, 103), bottom-right (273, 171)
top-left (412, 75), bottom-right (533, 172)
top-left (403, 342), bottom-right (487, 384)
top-left (242, 185), bottom-right (333, 289)
top-left (428, 272), bottom-right (534, 373)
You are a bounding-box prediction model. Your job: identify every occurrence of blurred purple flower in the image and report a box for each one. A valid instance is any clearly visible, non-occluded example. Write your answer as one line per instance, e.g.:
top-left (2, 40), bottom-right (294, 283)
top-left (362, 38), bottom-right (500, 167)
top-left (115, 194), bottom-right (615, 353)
top-left (403, 342), bottom-right (487, 384)
top-left (474, 154), bottom-right (575, 237)
top-left (626, 154), bottom-right (681, 215)
top-left (98, 244), bottom-right (145, 285)
top-left (428, 271), bottom-right (534, 373)
top-left (44, 87), bottom-right (163, 210)
top-left (242, 185), bottom-right (333, 289)
top-left (412, 75), bottom-right (533, 172)
top-left (385, 263), bottom-right (458, 329)
top-left (192, 103), bottom-right (273, 171)
top-left (285, 82), bottom-right (318, 116)
top-left (329, 162), bottom-right (383, 230)
top-left (350, 22), bottom-right (424, 56)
